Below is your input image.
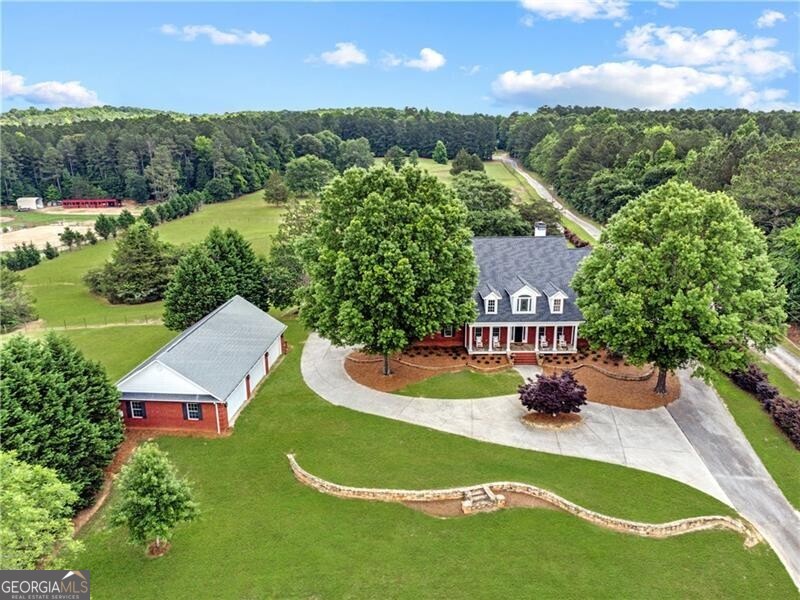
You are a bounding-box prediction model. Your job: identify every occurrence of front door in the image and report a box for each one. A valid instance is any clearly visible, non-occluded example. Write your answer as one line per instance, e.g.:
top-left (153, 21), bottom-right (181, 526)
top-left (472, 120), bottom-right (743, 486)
top-left (513, 327), bottom-right (525, 344)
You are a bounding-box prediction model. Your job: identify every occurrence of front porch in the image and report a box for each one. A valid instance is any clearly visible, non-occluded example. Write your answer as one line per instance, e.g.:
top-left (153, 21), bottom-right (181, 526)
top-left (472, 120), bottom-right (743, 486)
top-left (466, 323), bottom-right (579, 355)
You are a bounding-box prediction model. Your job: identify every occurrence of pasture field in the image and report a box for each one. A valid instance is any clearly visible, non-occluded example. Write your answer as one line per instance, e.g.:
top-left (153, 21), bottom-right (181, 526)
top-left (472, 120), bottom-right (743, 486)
top-left (20, 192), bottom-right (283, 327)
top-left (72, 320), bottom-right (795, 598)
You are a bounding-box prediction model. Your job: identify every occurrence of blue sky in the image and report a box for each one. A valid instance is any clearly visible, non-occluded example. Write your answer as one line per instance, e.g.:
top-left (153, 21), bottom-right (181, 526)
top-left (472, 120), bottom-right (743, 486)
top-left (2, 1), bottom-right (798, 114)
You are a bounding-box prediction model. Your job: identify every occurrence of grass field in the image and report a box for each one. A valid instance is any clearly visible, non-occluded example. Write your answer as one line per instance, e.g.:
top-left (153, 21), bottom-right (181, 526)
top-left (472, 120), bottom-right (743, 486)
top-left (72, 321), bottom-right (794, 598)
top-left (20, 192), bottom-right (283, 327)
top-left (711, 371), bottom-right (800, 509)
top-left (0, 206), bottom-right (97, 229)
top-left (396, 368), bottom-right (523, 399)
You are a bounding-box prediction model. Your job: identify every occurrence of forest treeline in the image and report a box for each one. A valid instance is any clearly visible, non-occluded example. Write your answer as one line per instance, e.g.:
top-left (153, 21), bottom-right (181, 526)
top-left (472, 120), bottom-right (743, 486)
top-left (501, 107), bottom-right (800, 233)
top-left (0, 107), bottom-right (497, 205)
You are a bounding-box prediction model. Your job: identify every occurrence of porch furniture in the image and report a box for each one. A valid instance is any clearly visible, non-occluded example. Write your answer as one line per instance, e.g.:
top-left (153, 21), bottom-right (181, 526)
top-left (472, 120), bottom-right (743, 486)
top-left (475, 337), bottom-right (483, 349)
top-left (539, 336), bottom-right (550, 350)
top-left (492, 336), bottom-right (500, 349)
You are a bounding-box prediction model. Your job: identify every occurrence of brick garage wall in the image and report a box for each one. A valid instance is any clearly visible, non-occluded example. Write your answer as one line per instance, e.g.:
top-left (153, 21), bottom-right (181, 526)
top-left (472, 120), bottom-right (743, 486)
top-left (122, 401), bottom-right (228, 433)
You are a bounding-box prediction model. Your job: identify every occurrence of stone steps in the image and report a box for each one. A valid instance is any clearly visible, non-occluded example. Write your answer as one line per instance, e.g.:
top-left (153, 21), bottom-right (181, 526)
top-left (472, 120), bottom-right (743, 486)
top-left (461, 485), bottom-right (505, 514)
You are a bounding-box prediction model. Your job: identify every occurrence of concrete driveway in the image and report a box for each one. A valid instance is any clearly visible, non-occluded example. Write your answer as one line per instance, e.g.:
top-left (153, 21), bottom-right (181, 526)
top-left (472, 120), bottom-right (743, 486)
top-left (301, 334), bottom-right (728, 504)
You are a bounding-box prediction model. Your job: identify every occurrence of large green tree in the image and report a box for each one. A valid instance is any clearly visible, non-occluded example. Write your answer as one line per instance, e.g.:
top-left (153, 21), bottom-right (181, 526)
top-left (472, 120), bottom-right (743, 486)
top-left (110, 443), bottom-right (198, 553)
top-left (299, 166), bottom-right (478, 374)
top-left (572, 181), bottom-right (786, 394)
top-left (0, 452), bottom-right (81, 569)
top-left (336, 137), bottom-right (374, 171)
top-left (144, 145), bottom-right (179, 201)
top-left (0, 267), bottom-right (37, 333)
top-left (163, 227), bottom-right (269, 330)
top-left (432, 140), bottom-right (448, 164)
top-left (285, 155), bottom-right (337, 196)
top-left (263, 170), bottom-right (289, 205)
top-left (770, 219), bottom-right (800, 323)
top-left (0, 334), bottom-right (124, 507)
top-left (84, 221), bottom-right (177, 304)
top-left (729, 139), bottom-right (800, 233)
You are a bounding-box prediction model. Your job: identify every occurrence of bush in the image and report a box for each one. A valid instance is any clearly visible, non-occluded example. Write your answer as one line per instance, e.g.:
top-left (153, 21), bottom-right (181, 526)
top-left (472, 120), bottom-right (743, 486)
top-left (768, 397), bottom-right (800, 449)
top-left (519, 371), bottom-right (587, 416)
top-left (563, 228), bottom-right (591, 248)
top-left (729, 364), bottom-right (778, 402)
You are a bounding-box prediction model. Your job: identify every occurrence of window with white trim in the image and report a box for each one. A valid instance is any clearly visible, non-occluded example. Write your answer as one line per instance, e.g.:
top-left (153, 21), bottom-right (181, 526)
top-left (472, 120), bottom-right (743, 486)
top-left (517, 296), bottom-right (532, 313)
top-left (486, 299), bottom-right (497, 314)
top-left (186, 402), bottom-right (201, 420)
top-left (442, 325), bottom-right (454, 338)
top-left (552, 298), bottom-right (563, 313)
top-left (130, 401), bottom-right (145, 419)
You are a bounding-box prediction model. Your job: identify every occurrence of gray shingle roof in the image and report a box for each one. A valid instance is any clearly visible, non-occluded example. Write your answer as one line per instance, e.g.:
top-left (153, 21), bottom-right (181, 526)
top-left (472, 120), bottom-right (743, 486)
top-left (118, 296), bottom-right (286, 401)
top-left (471, 237), bottom-right (590, 323)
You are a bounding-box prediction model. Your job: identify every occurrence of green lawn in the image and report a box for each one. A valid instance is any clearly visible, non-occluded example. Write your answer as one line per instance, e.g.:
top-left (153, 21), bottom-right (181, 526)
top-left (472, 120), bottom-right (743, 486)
top-left (20, 192), bottom-right (284, 327)
top-left (71, 321), bottom-right (795, 598)
top-left (757, 356), bottom-right (800, 400)
top-left (396, 368), bottom-right (523, 399)
top-left (0, 206), bottom-right (97, 229)
top-left (711, 371), bottom-right (800, 509)
top-left (782, 337), bottom-right (800, 360)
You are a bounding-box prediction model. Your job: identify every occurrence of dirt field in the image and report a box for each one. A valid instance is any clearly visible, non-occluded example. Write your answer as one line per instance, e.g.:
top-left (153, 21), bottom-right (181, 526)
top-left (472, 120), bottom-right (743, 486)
top-left (41, 204), bottom-right (142, 216)
top-left (1, 223), bottom-right (94, 250)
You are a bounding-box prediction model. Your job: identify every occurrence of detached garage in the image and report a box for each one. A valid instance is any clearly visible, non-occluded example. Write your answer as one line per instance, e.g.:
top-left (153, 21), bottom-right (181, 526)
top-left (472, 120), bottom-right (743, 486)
top-left (117, 295), bottom-right (287, 434)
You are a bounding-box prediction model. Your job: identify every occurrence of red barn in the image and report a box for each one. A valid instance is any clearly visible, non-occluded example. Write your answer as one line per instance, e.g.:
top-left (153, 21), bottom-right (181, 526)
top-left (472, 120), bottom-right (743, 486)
top-left (62, 198), bottom-right (121, 209)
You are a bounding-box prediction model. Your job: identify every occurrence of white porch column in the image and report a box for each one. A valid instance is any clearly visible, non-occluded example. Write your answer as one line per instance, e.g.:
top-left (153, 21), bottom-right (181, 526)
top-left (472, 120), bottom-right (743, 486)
top-left (535, 325), bottom-right (539, 351)
top-left (573, 323), bottom-right (579, 350)
top-left (506, 326), bottom-right (511, 352)
top-left (467, 324), bottom-right (472, 353)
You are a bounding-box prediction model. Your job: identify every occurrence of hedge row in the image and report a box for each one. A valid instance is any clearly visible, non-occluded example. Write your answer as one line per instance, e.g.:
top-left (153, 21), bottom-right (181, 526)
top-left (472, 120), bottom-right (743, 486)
top-left (729, 363), bottom-right (800, 450)
top-left (563, 228), bottom-right (591, 248)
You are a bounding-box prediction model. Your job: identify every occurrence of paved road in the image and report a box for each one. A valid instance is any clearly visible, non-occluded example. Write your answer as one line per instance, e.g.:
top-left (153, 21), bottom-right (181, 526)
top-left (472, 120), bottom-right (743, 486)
top-left (498, 155), bottom-right (602, 241)
top-left (669, 371), bottom-right (800, 590)
top-left (766, 344), bottom-right (800, 388)
top-left (301, 334), bottom-right (729, 504)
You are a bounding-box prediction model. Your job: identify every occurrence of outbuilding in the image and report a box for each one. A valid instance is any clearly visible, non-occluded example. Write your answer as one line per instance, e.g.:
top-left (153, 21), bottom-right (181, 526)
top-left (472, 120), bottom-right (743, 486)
top-left (117, 295), bottom-right (287, 434)
top-left (61, 198), bottom-right (121, 209)
top-left (16, 196), bottom-right (43, 211)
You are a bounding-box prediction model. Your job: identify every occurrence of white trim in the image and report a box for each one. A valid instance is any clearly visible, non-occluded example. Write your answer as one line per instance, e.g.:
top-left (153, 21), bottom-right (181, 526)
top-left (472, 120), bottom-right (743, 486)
top-left (470, 321), bottom-right (582, 327)
top-left (186, 402), bottom-right (201, 420)
top-left (485, 298), bottom-right (498, 314)
top-left (118, 360), bottom-right (220, 401)
top-left (130, 400), bottom-right (145, 418)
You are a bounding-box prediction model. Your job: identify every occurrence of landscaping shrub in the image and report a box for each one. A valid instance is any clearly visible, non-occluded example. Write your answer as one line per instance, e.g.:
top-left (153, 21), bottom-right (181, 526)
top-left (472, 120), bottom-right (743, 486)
top-left (563, 228), bottom-right (590, 248)
top-left (519, 371), bottom-right (587, 416)
top-left (729, 362), bottom-right (799, 450)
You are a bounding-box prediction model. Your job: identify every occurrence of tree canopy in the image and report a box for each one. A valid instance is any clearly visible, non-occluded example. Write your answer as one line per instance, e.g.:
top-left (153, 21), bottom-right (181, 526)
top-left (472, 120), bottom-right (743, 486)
top-left (299, 165), bottom-right (478, 374)
top-left (572, 181), bottom-right (786, 394)
top-left (285, 155), bottom-right (337, 196)
top-left (0, 333), bottom-right (124, 507)
top-left (0, 267), bottom-right (37, 333)
top-left (770, 219), bottom-right (800, 323)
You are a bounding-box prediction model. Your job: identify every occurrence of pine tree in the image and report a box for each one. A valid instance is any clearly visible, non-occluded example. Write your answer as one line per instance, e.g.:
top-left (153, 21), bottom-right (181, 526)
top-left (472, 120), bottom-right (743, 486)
top-left (43, 242), bottom-right (59, 260)
top-left (140, 207), bottom-right (159, 227)
top-left (94, 214), bottom-right (116, 240)
top-left (263, 170), bottom-right (289, 204)
top-left (432, 140), bottom-right (448, 164)
top-left (110, 443), bottom-right (198, 553)
top-left (116, 209), bottom-right (136, 230)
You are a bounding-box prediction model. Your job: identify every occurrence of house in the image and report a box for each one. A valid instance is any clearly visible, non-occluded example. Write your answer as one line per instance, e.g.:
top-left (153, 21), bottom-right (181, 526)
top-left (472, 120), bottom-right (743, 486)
top-left (421, 231), bottom-right (591, 365)
top-left (61, 198), bottom-right (121, 209)
top-left (15, 196), bottom-right (43, 211)
top-left (117, 296), bottom-right (287, 434)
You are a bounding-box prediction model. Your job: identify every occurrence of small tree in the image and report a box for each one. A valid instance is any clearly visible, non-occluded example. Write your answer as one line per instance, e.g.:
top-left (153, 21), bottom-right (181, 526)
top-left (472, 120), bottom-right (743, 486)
top-left (432, 140), bottom-right (448, 164)
top-left (110, 443), bottom-right (198, 554)
top-left (94, 214), bottom-right (117, 240)
top-left (84, 230), bottom-right (98, 245)
top-left (519, 371), bottom-right (587, 416)
top-left (383, 145), bottom-right (406, 170)
top-left (59, 227), bottom-right (78, 249)
top-left (0, 452), bottom-right (81, 569)
top-left (0, 267), bottom-right (37, 333)
top-left (263, 171), bottom-right (289, 205)
top-left (450, 148), bottom-right (483, 175)
top-left (43, 242), bottom-right (59, 260)
top-left (408, 150), bottom-right (419, 166)
top-left (140, 206), bottom-right (159, 227)
top-left (116, 209), bottom-right (136, 230)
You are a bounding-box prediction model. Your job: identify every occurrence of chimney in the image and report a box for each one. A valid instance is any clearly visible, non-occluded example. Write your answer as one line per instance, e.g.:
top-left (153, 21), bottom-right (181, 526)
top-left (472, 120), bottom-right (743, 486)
top-left (534, 222), bottom-right (547, 237)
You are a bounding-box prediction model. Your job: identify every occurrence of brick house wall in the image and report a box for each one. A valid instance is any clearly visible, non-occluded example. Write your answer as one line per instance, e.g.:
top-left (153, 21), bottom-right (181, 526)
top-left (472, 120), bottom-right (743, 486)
top-left (121, 400), bottom-right (228, 433)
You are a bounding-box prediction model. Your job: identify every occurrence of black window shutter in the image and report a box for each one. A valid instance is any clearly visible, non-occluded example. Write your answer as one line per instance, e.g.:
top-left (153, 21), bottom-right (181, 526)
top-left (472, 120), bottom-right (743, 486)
top-left (125, 401), bottom-right (132, 418)
top-left (182, 403), bottom-right (188, 420)
top-left (198, 404), bottom-right (204, 420)
top-left (141, 402), bottom-right (147, 418)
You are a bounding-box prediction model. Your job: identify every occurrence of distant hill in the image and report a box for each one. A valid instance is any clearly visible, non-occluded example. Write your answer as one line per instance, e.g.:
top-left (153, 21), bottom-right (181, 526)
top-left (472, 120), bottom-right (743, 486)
top-left (0, 105), bottom-right (188, 127)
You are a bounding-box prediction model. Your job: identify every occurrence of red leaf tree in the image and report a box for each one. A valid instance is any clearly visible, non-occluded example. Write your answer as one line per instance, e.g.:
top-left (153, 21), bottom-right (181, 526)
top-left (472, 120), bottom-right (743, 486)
top-left (519, 371), bottom-right (587, 416)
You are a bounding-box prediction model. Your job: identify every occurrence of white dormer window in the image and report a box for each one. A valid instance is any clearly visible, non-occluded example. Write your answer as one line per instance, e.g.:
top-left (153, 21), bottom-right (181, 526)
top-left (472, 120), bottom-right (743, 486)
top-left (552, 298), bottom-right (563, 313)
top-left (516, 296), bottom-right (532, 313)
top-left (486, 299), bottom-right (497, 314)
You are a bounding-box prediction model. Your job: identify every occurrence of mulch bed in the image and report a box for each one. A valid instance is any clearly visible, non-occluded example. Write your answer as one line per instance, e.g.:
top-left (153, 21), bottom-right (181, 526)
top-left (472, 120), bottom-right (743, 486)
top-left (539, 349), bottom-right (648, 378)
top-left (147, 541), bottom-right (171, 558)
top-left (521, 412), bottom-right (582, 430)
top-left (345, 347), bottom-right (510, 393)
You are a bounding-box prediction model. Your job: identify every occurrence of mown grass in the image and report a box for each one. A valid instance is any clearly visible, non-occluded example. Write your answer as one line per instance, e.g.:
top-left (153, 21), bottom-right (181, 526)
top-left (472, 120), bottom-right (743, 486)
top-left (21, 193), bottom-right (283, 327)
top-left (711, 370), bottom-right (800, 509)
top-left (757, 356), bottom-right (800, 400)
top-left (0, 206), bottom-right (97, 229)
top-left (72, 321), bottom-right (795, 598)
top-left (396, 368), bottom-right (523, 399)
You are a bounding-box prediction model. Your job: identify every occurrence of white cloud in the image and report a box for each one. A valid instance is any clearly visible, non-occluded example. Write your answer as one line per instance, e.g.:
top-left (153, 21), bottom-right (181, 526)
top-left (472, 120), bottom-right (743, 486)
top-left (160, 23), bottom-right (270, 47)
top-left (404, 48), bottom-right (446, 71)
top-left (380, 52), bottom-right (403, 69)
top-left (1, 70), bottom-right (100, 107)
top-left (316, 42), bottom-right (368, 67)
top-left (621, 23), bottom-right (793, 76)
top-left (657, 1), bottom-right (678, 8)
top-left (491, 61), bottom-right (729, 108)
top-left (460, 64), bottom-right (481, 76)
top-left (520, 0), bottom-right (628, 22)
top-left (520, 14), bottom-right (535, 27)
top-left (756, 10), bottom-right (786, 29)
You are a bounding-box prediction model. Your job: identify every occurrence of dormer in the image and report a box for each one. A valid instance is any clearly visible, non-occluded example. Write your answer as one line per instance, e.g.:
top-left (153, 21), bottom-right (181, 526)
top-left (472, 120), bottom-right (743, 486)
top-left (479, 284), bottom-right (501, 315)
top-left (508, 276), bottom-right (541, 314)
top-left (543, 281), bottom-right (568, 314)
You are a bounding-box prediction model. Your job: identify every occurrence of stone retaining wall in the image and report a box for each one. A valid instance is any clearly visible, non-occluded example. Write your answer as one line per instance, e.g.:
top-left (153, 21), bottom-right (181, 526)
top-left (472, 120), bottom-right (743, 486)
top-left (546, 361), bottom-right (655, 381)
top-left (345, 353), bottom-right (512, 374)
top-left (287, 454), bottom-right (761, 548)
